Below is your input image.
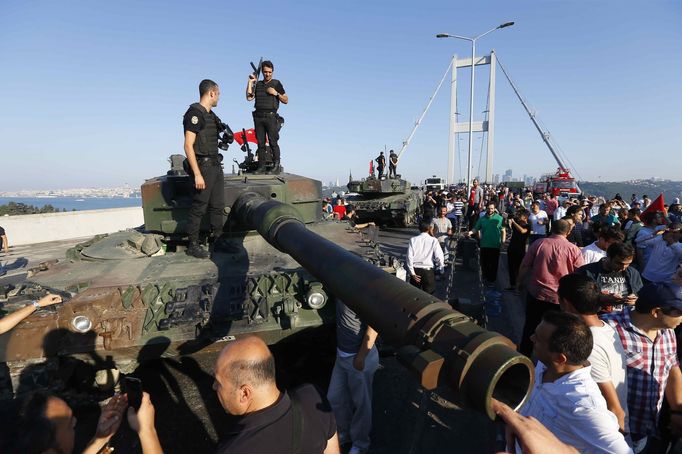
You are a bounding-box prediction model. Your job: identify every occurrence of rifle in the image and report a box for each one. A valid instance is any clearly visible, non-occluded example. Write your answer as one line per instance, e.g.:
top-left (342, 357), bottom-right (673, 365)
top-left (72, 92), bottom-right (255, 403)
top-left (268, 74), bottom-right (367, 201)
top-left (247, 57), bottom-right (263, 101)
top-left (250, 57), bottom-right (263, 81)
top-left (249, 57), bottom-right (263, 88)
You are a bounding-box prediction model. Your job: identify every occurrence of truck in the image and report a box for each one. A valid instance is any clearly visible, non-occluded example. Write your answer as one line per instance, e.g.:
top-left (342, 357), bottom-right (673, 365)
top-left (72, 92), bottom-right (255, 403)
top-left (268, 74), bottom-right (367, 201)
top-left (533, 168), bottom-right (581, 199)
top-left (423, 176), bottom-right (447, 192)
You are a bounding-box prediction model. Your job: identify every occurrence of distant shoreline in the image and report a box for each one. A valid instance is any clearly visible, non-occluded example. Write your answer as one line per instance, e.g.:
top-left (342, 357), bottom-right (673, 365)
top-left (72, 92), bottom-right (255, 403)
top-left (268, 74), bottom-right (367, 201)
top-left (0, 196), bottom-right (142, 213)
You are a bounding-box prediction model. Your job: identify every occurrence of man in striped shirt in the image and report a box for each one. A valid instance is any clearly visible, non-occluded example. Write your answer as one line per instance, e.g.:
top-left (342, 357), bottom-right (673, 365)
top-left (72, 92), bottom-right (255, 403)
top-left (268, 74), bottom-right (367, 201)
top-left (446, 196), bottom-right (465, 232)
top-left (602, 282), bottom-right (682, 452)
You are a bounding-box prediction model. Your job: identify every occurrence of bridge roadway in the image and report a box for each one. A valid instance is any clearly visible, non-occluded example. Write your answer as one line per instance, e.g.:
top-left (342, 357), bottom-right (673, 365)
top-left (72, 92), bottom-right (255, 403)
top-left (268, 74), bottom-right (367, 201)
top-left (0, 226), bottom-right (529, 454)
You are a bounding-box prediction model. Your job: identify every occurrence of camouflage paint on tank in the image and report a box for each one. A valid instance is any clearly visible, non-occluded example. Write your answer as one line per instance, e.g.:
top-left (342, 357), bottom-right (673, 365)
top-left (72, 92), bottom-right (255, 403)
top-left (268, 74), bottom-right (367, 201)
top-left (347, 176), bottom-right (424, 226)
top-left (142, 171), bottom-right (321, 235)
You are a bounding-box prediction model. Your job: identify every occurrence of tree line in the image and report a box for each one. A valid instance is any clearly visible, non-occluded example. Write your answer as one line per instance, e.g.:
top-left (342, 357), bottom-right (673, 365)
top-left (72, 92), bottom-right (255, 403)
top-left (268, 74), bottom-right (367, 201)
top-left (0, 202), bottom-right (73, 216)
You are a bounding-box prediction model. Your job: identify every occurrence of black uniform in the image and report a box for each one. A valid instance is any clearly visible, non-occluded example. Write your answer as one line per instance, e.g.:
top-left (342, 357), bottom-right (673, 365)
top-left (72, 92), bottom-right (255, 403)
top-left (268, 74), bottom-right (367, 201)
top-left (388, 150), bottom-right (398, 178)
top-left (375, 153), bottom-right (386, 178)
top-left (253, 79), bottom-right (285, 169)
top-left (215, 384), bottom-right (336, 454)
top-left (183, 102), bottom-right (225, 246)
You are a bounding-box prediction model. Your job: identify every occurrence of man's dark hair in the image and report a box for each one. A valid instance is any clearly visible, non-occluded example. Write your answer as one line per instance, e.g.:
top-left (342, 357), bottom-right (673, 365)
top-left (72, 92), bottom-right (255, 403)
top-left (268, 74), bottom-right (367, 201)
top-left (607, 242), bottom-right (635, 260)
top-left (262, 60), bottom-right (274, 70)
top-left (551, 219), bottom-right (572, 235)
top-left (565, 205), bottom-right (582, 218)
top-left (228, 354), bottom-right (276, 388)
top-left (419, 220), bottom-right (431, 232)
top-left (514, 208), bottom-right (530, 220)
top-left (4, 391), bottom-right (57, 454)
top-left (628, 208), bottom-right (641, 216)
top-left (598, 226), bottom-right (625, 242)
top-left (558, 274), bottom-right (601, 315)
top-left (199, 79), bottom-right (218, 97)
top-left (642, 211), bottom-right (658, 225)
top-left (542, 311), bottom-right (593, 365)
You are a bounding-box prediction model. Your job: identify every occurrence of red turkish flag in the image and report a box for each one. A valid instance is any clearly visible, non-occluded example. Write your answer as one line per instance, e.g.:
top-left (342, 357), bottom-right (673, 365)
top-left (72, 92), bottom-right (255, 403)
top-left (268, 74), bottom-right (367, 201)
top-left (642, 193), bottom-right (667, 216)
top-left (234, 128), bottom-right (260, 146)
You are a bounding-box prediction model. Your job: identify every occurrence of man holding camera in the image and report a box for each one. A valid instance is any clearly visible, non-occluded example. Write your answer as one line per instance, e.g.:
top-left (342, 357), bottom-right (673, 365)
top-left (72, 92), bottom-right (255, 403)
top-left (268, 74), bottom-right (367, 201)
top-left (246, 60), bottom-right (288, 173)
top-left (183, 79), bottom-right (227, 259)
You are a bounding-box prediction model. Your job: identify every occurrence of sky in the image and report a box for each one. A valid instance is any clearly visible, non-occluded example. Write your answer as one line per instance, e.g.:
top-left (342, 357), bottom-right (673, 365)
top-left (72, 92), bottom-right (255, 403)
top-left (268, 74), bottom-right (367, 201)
top-left (1, 0), bottom-right (681, 191)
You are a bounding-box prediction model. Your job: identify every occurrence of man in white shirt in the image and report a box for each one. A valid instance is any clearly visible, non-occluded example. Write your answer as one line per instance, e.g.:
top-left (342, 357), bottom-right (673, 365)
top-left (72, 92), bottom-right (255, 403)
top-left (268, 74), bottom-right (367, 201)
top-left (519, 311), bottom-right (632, 454)
top-left (558, 273), bottom-right (630, 437)
top-left (431, 206), bottom-right (453, 263)
top-left (528, 201), bottom-right (549, 245)
top-left (406, 220), bottom-right (444, 295)
top-left (581, 226), bottom-right (625, 265)
top-left (446, 196), bottom-right (465, 231)
top-left (553, 199), bottom-right (572, 221)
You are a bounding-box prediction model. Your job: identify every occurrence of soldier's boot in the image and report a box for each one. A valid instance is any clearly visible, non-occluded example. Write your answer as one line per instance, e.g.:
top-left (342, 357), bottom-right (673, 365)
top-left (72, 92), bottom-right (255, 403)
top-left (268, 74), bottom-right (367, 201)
top-left (254, 148), bottom-right (268, 174)
top-left (273, 160), bottom-right (282, 174)
top-left (186, 242), bottom-right (209, 259)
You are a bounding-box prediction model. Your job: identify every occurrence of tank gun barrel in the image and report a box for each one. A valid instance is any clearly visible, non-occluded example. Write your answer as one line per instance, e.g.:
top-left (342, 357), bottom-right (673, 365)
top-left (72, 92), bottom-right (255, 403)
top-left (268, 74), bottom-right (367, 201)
top-left (233, 192), bottom-right (533, 419)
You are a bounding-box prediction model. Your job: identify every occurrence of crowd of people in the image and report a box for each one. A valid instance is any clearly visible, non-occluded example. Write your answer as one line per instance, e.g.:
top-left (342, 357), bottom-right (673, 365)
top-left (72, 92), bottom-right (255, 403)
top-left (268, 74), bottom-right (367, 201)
top-left (1, 178), bottom-right (681, 453)
top-left (407, 179), bottom-right (682, 453)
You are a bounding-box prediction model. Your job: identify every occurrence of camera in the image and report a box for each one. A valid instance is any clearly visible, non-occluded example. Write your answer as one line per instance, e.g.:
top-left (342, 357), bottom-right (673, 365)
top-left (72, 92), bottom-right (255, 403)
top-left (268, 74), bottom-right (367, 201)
top-left (217, 121), bottom-right (234, 151)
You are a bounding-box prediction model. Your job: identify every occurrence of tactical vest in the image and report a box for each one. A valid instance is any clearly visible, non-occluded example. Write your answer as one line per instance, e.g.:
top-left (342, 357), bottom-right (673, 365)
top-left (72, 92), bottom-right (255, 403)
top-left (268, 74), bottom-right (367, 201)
top-left (254, 80), bottom-right (280, 112)
top-left (189, 103), bottom-right (219, 157)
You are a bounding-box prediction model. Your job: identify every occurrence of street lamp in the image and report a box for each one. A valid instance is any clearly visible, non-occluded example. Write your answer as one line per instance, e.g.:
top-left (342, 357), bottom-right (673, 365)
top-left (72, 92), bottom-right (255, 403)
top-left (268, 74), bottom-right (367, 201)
top-left (437, 22), bottom-right (514, 196)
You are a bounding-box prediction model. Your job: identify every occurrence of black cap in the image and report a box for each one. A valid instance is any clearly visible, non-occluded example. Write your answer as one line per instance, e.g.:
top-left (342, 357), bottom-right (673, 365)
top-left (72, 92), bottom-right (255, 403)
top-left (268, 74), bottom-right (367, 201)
top-left (637, 282), bottom-right (682, 312)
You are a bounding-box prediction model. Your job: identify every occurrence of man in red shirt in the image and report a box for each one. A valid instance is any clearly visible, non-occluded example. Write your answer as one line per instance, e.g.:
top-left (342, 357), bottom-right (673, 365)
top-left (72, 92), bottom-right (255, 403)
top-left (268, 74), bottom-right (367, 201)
top-left (466, 179), bottom-right (484, 230)
top-left (543, 193), bottom-right (558, 230)
top-left (332, 199), bottom-right (347, 220)
top-left (517, 219), bottom-right (584, 355)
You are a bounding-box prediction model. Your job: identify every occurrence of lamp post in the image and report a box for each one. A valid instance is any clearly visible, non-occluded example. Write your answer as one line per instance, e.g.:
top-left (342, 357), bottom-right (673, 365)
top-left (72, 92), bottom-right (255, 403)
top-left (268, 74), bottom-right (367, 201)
top-left (437, 22), bottom-right (514, 195)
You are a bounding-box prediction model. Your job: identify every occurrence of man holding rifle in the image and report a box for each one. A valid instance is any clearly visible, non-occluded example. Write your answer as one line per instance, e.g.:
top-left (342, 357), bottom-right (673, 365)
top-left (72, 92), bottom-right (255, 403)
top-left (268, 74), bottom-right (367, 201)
top-left (246, 60), bottom-right (288, 173)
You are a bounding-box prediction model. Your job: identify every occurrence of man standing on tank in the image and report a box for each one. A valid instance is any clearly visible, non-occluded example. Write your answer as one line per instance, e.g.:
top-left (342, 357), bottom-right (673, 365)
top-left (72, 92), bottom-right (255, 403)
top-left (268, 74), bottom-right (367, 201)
top-left (388, 150), bottom-right (398, 178)
top-left (246, 60), bottom-right (288, 173)
top-left (375, 151), bottom-right (386, 179)
top-left (183, 79), bottom-right (225, 259)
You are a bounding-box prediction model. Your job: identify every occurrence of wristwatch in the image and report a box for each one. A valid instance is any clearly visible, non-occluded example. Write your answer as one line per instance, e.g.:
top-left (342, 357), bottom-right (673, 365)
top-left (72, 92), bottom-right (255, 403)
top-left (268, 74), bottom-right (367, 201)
top-left (31, 300), bottom-right (41, 309)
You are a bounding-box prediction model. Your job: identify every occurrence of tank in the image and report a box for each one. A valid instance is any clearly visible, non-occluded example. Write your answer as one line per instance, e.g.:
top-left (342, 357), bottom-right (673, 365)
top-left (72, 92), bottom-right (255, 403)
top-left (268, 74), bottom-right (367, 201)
top-left (0, 155), bottom-right (533, 418)
top-left (346, 175), bottom-right (424, 227)
top-left (0, 156), bottom-right (399, 400)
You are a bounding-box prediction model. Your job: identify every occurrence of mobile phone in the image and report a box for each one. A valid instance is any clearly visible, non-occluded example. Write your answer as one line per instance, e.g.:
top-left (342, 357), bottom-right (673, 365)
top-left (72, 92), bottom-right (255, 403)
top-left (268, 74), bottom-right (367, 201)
top-left (124, 376), bottom-right (143, 410)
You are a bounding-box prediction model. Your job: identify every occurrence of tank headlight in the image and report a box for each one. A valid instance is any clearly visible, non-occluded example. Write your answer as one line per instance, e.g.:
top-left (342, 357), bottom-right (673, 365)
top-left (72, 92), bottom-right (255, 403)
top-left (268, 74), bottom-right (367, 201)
top-left (306, 285), bottom-right (327, 310)
top-left (72, 315), bottom-right (93, 333)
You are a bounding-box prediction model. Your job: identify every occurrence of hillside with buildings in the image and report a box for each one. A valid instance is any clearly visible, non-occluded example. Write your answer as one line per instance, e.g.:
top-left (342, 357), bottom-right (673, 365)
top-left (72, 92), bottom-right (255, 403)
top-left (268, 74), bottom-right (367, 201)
top-left (579, 179), bottom-right (681, 203)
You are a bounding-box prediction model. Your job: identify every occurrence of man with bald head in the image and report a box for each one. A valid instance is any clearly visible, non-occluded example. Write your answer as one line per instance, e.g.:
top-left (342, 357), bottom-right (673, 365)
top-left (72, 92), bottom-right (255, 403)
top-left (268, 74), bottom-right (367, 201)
top-left (214, 336), bottom-right (340, 454)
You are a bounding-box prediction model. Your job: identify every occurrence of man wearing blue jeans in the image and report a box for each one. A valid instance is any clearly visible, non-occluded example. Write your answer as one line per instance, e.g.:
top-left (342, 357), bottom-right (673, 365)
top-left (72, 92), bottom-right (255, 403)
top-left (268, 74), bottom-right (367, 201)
top-left (327, 300), bottom-right (379, 454)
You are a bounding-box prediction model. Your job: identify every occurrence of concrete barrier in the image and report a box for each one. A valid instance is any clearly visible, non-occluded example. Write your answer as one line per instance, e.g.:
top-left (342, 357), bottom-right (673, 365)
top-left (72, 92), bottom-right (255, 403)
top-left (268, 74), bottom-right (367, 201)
top-left (0, 207), bottom-right (144, 246)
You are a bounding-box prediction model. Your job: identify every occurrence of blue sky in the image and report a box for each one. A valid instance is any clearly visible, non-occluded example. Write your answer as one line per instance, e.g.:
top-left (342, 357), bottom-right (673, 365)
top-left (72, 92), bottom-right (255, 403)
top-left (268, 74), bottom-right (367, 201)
top-left (1, 0), bottom-right (680, 190)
